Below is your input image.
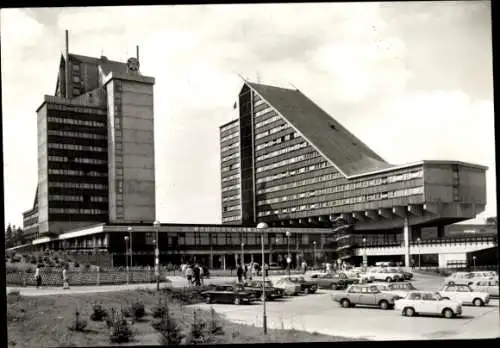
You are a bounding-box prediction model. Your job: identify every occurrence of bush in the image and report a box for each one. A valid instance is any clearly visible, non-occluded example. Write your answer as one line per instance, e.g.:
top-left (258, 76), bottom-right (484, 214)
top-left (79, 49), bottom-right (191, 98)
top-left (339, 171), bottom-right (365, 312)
top-left (90, 303), bottom-right (108, 322)
top-left (186, 309), bottom-right (210, 344)
top-left (68, 309), bottom-right (88, 332)
top-left (152, 298), bottom-right (167, 319)
top-left (108, 308), bottom-right (134, 343)
top-left (74, 262), bottom-right (80, 268)
top-left (209, 307), bottom-right (224, 336)
top-left (152, 303), bottom-right (184, 345)
top-left (131, 301), bottom-right (146, 320)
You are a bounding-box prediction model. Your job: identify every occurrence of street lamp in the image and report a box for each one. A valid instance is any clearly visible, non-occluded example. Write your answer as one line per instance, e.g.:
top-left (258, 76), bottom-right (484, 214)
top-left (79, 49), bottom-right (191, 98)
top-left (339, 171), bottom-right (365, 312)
top-left (124, 236), bottom-right (129, 284)
top-left (128, 226), bottom-right (134, 268)
top-left (153, 220), bottom-right (161, 291)
top-left (473, 256), bottom-right (477, 269)
top-left (285, 231), bottom-right (291, 276)
top-left (313, 241), bottom-right (317, 269)
top-left (256, 222), bottom-right (269, 335)
top-left (362, 238), bottom-right (367, 269)
top-left (417, 238), bottom-right (421, 269)
top-left (241, 242), bottom-right (245, 269)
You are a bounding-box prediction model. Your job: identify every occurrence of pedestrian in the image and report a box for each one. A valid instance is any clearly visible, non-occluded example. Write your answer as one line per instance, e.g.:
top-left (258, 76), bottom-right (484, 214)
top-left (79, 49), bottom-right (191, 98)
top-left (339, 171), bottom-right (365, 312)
top-left (264, 263), bottom-right (269, 277)
top-left (35, 265), bottom-right (42, 289)
top-left (193, 264), bottom-right (201, 287)
top-left (199, 264), bottom-right (205, 286)
top-left (244, 264), bottom-right (248, 280)
top-left (186, 265), bottom-right (193, 286)
top-left (62, 265), bottom-right (70, 289)
top-left (202, 265), bottom-right (209, 279)
top-left (237, 264), bottom-right (243, 283)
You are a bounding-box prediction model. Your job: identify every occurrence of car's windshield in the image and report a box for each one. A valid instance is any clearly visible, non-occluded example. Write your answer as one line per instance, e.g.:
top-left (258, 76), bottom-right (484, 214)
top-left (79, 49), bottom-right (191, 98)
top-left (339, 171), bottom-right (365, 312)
top-left (434, 292), bottom-right (444, 300)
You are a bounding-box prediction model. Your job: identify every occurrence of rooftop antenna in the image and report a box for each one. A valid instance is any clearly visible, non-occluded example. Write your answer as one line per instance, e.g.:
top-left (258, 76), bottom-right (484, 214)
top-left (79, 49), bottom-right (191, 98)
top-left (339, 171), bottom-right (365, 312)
top-left (237, 73), bottom-right (247, 82)
top-left (65, 30), bottom-right (70, 100)
top-left (288, 82), bottom-right (299, 91)
top-left (136, 45), bottom-right (140, 61)
top-left (100, 48), bottom-right (104, 57)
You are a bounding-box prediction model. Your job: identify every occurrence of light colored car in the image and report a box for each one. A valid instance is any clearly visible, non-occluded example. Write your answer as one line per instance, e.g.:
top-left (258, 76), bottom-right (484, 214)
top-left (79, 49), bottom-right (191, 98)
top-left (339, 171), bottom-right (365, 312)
top-left (331, 284), bottom-right (400, 310)
top-left (468, 279), bottom-right (499, 298)
top-left (345, 270), bottom-right (371, 283)
top-left (273, 278), bottom-right (301, 296)
top-left (387, 267), bottom-right (413, 280)
top-left (444, 272), bottom-right (473, 285)
top-left (438, 284), bottom-right (490, 306)
top-left (367, 268), bottom-right (403, 282)
top-left (394, 291), bottom-right (462, 319)
top-left (371, 282), bottom-right (418, 298)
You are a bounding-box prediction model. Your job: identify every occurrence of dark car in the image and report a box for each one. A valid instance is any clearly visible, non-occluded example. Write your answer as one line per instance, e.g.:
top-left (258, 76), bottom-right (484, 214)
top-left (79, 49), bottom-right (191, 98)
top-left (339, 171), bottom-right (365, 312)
top-left (243, 279), bottom-right (284, 300)
top-left (281, 276), bottom-right (318, 294)
top-left (201, 284), bottom-right (259, 305)
top-left (388, 268), bottom-right (413, 280)
top-left (308, 273), bottom-right (353, 290)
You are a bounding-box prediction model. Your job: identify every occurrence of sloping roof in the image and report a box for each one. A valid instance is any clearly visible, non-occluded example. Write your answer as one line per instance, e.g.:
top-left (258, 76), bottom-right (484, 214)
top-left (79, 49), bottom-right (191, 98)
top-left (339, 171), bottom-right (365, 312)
top-left (246, 82), bottom-right (394, 177)
top-left (69, 53), bottom-right (129, 75)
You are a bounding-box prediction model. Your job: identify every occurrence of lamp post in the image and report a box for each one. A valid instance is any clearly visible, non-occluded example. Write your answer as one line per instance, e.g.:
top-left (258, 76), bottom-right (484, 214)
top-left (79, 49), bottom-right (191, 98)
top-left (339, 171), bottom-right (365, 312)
top-left (362, 238), bottom-right (367, 269)
top-left (256, 222), bottom-right (268, 335)
top-left (128, 226), bottom-right (134, 268)
top-left (417, 238), bottom-right (421, 269)
top-left (473, 256), bottom-right (477, 269)
top-left (241, 242), bottom-right (245, 269)
top-left (124, 236), bottom-right (129, 284)
top-left (153, 220), bottom-right (161, 291)
top-left (285, 231), bottom-right (291, 276)
top-left (313, 241), bottom-right (317, 269)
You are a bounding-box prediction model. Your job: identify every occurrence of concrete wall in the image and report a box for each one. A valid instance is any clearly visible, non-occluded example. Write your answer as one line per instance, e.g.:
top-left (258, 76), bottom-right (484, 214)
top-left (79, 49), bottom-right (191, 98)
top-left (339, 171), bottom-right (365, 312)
top-left (423, 164), bottom-right (454, 203)
top-left (106, 76), bottom-right (155, 223)
top-left (37, 104), bottom-right (49, 235)
top-left (457, 165), bottom-right (487, 205)
top-left (438, 252), bottom-right (467, 268)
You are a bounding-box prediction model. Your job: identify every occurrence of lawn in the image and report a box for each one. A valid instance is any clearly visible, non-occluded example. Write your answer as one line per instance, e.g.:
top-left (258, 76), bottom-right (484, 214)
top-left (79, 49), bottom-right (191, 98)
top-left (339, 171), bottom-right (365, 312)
top-left (7, 287), bottom-right (366, 347)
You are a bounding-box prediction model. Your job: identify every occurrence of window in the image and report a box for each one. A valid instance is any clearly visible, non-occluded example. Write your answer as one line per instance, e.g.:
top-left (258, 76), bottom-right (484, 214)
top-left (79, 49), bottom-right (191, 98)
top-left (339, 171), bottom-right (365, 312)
top-left (422, 293), bottom-right (436, 301)
top-left (72, 64), bottom-right (80, 71)
top-left (349, 286), bottom-right (361, 293)
top-left (72, 75), bottom-right (80, 83)
top-left (409, 293), bottom-right (422, 300)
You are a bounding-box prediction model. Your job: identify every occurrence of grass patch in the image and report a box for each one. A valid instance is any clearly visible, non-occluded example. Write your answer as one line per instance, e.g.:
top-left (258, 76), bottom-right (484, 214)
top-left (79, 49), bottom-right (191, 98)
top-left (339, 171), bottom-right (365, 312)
top-left (7, 288), bottom-right (366, 347)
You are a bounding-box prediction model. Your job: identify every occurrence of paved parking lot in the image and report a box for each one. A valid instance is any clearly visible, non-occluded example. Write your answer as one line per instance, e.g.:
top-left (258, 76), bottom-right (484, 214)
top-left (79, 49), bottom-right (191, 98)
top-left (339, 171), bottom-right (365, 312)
top-left (190, 274), bottom-right (500, 341)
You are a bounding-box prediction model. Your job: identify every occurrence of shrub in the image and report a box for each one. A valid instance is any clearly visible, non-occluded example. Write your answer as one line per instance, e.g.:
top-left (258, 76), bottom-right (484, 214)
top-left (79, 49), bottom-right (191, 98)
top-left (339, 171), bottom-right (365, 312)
top-left (108, 308), bottom-right (134, 343)
top-left (152, 298), bottom-right (167, 319)
top-left (68, 308), bottom-right (88, 332)
top-left (187, 309), bottom-right (209, 344)
top-left (152, 303), bottom-right (184, 345)
top-left (209, 307), bottom-right (224, 336)
top-left (90, 303), bottom-right (108, 321)
top-left (131, 301), bottom-right (146, 320)
top-left (74, 262), bottom-right (80, 268)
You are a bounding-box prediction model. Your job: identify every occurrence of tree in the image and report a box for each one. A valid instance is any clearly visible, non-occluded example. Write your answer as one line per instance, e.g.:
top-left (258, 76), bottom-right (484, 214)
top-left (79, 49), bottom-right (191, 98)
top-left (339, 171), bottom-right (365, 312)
top-left (5, 223), bottom-right (14, 249)
top-left (14, 227), bottom-right (25, 246)
top-left (485, 217), bottom-right (497, 226)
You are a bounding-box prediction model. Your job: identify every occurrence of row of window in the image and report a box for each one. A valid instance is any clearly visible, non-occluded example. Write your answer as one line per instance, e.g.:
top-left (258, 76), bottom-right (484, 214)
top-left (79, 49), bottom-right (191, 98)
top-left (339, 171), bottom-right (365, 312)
top-left (221, 131), bottom-right (239, 143)
top-left (256, 141), bottom-right (308, 162)
top-left (222, 162), bottom-right (240, 172)
top-left (47, 130), bottom-right (106, 140)
top-left (222, 215), bottom-right (242, 222)
top-left (256, 161), bottom-right (333, 186)
top-left (49, 195), bottom-right (108, 202)
top-left (223, 205), bottom-right (241, 212)
top-left (257, 186), bottom-right (425, 217)
top-left (255, 106), bottom-right (274, 118)
top-left (255, 114), bottom-right (281, 129)
top-left (48, 169), bottom-right (107, 177)
top-left (48, 156), bottom-right (107, 165)
top-left (221, 121), bottom-right (239, 133)
top-left (254, 98), bottom-right (265, 107)
top-left (221, 141), bottom-right (239, 153)
top-left (222, 194), bottom-right (240, 203)
top-left (222, 183), bottom-right (240, 192)
top-left (47, 116), bottom-right (105, 128)
top-left (256, 152), bottom-right (319, 173)
top-left (48, 143), bottom-right (106, 152)
top-left (49, 208), bottom-right (107, 214)
top-left (387, 170), bottom-right (423, 183)
top-left (256, 132), bottom-right (299, 151)
top-left (256, 123), bottom-right (290, 140)
top-left (222, 173), bottom-right (239, 183)
top-left (48, 182), bottom-right (107, 189)
top-left (222, 151), bottom-right (240, 163)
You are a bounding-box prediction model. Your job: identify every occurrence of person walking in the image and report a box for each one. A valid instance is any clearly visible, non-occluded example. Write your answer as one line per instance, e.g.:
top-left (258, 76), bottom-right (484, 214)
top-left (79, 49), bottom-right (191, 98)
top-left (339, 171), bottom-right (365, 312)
top-left (62, 265), bottom-right (70, 289)
top-left (236, 264), bottom-right (243, 283)
top-left (35, 265), bottom-right (42, 289)
top-left (193, 264), bottom-right (201, 287)
top-left (243, 264), bottom-right (248, 280)
top-left (185, 265), bottom-right (193, 286)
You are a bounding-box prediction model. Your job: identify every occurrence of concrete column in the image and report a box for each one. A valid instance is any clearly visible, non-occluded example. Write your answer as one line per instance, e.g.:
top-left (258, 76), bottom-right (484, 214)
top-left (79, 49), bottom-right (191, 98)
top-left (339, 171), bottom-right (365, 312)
top-left (404, 216), bottom-right (410, 268)
top-left (222, 255), bottom-right (226, 270)
top-left (209, 253), bottom-right (213, 269)
top-left (437, 225), bottom-right (445, 239)
top-left (250, 254), bottom-right (254, 263)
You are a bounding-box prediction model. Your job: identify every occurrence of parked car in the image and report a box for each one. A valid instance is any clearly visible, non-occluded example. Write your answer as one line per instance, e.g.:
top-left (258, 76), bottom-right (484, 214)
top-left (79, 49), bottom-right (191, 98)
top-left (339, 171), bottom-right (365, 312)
top-left (367, 268), bottom-right (403, 282)
top-left (201, 284), bottom-right (259, 305)
top-left (444, 272), bottom-right (473, 285)
top-left (274, 278), bottom-right (301, 296)
top-left (307, 272), bottom-right (352, 289)
top-left (281, 276), bottom-right (318, 294)
top-left (331, 284), bottom-right (400, 310)
top-left (394, 291), bottom-right (462, 319)
top-left (469, 279), bottom-right (499, 298)
top-left (345, 270), bottom-right (372, 283)
top-left (388, 267), bottom-right (413, 280)
top-left (242, 279), bottom-right (284, 300)
top-left (467, 271), bottom-right (497, 283)
top-left (371, 282), bottom-right (418, 298)
top-left (438, 284), bottom-right (490, 306)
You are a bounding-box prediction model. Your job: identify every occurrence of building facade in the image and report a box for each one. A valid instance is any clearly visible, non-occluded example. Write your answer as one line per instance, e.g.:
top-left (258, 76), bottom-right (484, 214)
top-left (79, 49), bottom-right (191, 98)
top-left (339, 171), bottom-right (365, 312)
top-left (23, 36), bottom-right (156, 241)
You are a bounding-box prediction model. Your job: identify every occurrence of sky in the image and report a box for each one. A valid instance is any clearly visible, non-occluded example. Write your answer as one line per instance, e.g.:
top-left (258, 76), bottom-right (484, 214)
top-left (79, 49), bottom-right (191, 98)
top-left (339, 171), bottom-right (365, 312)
top-left (1, 1), bottom-right (495, 228)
